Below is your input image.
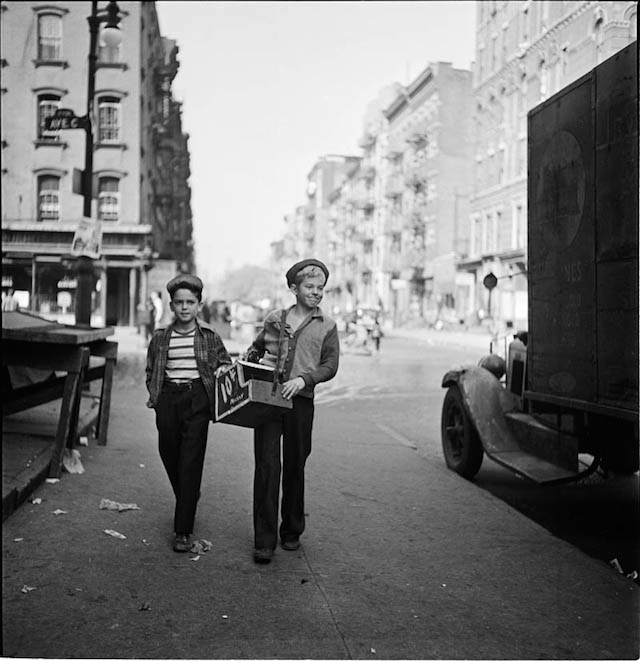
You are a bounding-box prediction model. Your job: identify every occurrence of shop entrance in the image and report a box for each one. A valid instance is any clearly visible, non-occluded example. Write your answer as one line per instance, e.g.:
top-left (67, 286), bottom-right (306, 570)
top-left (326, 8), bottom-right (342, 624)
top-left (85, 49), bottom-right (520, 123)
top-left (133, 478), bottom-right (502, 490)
top-left (106, 268), bottom-right (132, 326)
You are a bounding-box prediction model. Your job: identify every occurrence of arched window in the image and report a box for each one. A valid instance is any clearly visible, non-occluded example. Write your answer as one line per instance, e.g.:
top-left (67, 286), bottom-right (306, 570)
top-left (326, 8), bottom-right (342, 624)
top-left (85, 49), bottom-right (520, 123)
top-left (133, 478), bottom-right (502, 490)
top-left (37, 93), bottom-right (61, 140)
top-left (98, 177), bottom-right (120, 221)
top-left (37, 175), bottom-right (60, 221)
top-left (37, 13), bottom-right (62, 60)
top-left (97, 96), bottom-right (121, 143)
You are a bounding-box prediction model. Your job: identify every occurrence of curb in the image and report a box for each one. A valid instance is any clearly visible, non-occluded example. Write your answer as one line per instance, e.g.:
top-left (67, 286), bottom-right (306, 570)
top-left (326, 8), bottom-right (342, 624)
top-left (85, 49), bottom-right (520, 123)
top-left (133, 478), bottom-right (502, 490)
top-left (1, 408), bottom-right (99, 523)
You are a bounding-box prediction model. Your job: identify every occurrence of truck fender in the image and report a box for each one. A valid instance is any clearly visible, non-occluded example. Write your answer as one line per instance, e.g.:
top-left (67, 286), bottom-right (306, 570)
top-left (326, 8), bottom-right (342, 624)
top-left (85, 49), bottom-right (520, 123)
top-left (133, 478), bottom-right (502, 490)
top-left (441, 365), bottom-right (475, 389)
top-left (442, 365), bottom-right (519, 456)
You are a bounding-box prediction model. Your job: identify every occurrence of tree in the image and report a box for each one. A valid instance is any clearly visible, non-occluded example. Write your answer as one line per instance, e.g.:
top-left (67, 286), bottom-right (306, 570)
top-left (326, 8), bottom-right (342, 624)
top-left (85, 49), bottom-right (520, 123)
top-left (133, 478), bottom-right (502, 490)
top-left (216, 264), bottom-right (275, 304)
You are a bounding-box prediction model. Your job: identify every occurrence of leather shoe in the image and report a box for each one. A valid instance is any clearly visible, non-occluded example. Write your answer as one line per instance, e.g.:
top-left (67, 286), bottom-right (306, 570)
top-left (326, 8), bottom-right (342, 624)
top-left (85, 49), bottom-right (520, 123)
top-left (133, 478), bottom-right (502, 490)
top-left (253, 548), bottom-right (273, 564)
top-left (173, 533), bottom-right (191, 553)
top-left (281, 539), bottom-right (300, 551)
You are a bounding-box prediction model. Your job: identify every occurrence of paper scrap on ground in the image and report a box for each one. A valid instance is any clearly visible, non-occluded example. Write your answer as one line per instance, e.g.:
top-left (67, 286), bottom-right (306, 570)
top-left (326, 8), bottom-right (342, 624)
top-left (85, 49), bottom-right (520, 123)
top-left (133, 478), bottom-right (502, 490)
top-left (21, 586), bottom-right (37, 593)
top-left (103, 529), bottom-right (126, 539)
top-left (99, 498), bottom-right (140, 512)
top-left (31, 498), bottom-right (42, 505)
top-left (14, 538), bottom-right (24, 542)
top-left (62, 449), bottom-right (85, 474)
top-left (190, 539), bottom-right (212, 555)
top-left (45, 478), bottom-right (60, 484)
top-left (52, 509), bottom-right (68, 515)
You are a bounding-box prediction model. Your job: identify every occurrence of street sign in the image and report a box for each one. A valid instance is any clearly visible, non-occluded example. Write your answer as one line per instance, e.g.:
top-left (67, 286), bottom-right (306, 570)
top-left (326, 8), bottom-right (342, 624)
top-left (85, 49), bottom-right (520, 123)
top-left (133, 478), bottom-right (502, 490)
top-left (71, 217), bottom-right (103, 259)
top-left (44, 108), bottom-right (89, 131)
top-left (483, 272), bottom-right (498, 290)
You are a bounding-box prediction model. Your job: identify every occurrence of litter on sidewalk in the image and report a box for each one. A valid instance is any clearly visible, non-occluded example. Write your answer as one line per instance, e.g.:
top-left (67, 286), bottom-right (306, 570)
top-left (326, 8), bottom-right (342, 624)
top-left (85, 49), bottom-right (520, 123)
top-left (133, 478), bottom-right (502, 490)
top-left (62, 449), bottom-right (85, 474)
top-left (52, 509), bottom-right (68, 515)
top-left (190, 539), bottom-right (212, 554)
top-left (103, 529), bottom-right (126, 539)
top-left (99, 498), bottom-right (140, 512)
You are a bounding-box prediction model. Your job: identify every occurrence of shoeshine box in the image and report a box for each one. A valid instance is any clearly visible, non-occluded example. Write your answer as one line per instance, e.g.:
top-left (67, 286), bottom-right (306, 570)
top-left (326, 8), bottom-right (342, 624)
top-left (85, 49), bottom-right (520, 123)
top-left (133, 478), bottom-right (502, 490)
top-left (214, 360), bottom-right (292, 428)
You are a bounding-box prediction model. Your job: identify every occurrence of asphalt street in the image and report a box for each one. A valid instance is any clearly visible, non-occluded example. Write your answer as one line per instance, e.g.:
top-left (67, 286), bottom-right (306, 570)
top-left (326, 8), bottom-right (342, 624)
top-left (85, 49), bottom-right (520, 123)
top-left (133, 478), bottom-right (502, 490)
top-left (2, 332), bottom-right (638, 659)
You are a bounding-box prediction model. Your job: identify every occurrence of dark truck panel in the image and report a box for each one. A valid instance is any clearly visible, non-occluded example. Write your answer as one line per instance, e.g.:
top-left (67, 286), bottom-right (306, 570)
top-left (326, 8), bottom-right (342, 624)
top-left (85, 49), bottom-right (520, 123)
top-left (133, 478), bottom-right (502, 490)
top-left (528, 42), bottom-right (638, 415)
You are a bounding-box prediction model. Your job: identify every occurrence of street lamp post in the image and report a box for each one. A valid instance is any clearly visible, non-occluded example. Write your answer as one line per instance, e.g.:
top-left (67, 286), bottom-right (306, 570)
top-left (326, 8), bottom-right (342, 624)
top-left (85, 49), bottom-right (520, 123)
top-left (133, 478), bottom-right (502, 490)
top-left (75, 0), bottom-right (122, 326)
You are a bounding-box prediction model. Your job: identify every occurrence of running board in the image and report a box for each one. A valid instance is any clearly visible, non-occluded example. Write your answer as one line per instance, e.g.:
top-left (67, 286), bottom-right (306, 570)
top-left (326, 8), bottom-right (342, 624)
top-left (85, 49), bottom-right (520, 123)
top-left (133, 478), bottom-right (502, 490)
top-left (488, 450), bottom-right (581, 484)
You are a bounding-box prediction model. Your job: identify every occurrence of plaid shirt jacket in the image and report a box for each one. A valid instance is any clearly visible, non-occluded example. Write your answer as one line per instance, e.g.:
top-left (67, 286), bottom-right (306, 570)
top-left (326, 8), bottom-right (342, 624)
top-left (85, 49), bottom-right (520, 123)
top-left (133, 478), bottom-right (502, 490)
top-left (146, 319), bottom-right (232, 419)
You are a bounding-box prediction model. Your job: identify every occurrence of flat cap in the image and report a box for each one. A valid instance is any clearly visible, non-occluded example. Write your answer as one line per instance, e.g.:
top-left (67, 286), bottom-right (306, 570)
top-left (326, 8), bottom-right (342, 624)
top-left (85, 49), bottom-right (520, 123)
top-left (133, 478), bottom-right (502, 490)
top-left (166, 274), bottom-right (203, 296)
top-left (286, 258), bottom-right (329, 286)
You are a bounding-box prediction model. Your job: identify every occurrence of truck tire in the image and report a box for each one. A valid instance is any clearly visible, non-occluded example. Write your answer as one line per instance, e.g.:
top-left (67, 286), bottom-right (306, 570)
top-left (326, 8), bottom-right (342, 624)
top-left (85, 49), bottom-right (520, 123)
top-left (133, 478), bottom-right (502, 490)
top-left (441, 386), bottom-right (484, 479)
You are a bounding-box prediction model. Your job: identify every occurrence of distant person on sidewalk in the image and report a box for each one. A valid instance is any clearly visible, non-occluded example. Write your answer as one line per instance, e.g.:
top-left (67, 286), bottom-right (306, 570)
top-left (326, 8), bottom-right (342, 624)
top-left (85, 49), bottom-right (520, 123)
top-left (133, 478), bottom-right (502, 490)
top-left (243, 259), bottom-right (340, 564)
top-left (145, 274), bottom-right (232, 552)
top-left (151, 290), bottom-right (164, 327)
top-left (2, 288), bottom-right (20, 311)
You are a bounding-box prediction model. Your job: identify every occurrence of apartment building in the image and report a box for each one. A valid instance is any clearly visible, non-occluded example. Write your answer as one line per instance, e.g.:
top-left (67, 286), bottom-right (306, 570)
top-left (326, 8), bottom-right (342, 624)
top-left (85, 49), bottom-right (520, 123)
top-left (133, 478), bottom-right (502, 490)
top-left (460, 0), bottom-right (637, 327)
top-left (0, 0), bottom-right (193, 326)
top-left (382, 63), bottom-right (473, 326)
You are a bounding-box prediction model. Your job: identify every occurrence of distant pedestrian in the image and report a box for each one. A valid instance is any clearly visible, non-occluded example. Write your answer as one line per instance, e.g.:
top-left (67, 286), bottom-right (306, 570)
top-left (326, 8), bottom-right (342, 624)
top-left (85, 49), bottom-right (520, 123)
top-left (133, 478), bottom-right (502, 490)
top-left (2, 288), bottom-right (19, 311)
top-left (371, 318), bottom-right (383, 353)
top-left (145, 274), bottom-right (232, 552)
top-left (151, 290), bottom-right (164, 326)
top-left (244, 258), bottom-right (339, 564)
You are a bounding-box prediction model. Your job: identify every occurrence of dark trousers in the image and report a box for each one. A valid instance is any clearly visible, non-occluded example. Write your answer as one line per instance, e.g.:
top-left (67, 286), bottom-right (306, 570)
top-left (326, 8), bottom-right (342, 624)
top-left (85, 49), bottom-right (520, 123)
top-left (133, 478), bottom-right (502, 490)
top-left (253, 396), bottom-right (314, 550)
top-left (155, 379), bottom-right (210, 535)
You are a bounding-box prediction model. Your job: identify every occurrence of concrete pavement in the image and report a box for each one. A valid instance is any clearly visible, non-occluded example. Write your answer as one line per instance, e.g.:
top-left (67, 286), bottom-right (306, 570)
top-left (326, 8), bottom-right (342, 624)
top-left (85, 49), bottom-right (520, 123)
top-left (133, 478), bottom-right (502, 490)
top-left (2, 336), bottom-right (638, 659)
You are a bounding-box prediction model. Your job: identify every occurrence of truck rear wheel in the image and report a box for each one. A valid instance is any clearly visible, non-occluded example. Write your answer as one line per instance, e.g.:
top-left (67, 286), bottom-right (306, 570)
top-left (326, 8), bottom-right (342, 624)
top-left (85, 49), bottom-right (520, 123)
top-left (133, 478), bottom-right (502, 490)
top-left (441, 386), bottom-right (484, 479)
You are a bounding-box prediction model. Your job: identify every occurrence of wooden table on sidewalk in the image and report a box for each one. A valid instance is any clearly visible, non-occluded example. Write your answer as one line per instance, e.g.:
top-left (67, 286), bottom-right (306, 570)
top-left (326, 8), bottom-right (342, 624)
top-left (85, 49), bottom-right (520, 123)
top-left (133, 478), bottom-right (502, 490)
top-left (2, 311), bottom-right (117, 478)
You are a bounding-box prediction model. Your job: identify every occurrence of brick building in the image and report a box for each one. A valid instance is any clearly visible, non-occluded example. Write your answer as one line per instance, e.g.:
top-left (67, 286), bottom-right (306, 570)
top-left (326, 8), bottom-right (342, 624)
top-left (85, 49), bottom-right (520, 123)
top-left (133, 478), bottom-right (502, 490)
top-left (458, 0), bottom-right (637, 328)
top-left (1, 0), bottom-right (193, 326)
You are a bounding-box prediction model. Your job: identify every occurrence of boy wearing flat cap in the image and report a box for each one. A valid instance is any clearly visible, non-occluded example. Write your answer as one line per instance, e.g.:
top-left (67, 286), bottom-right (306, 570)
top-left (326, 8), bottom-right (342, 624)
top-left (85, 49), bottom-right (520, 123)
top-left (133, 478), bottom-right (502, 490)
top-left (146, 274), bottom-right (232, 552)
top-left (244, 258), bottom-right (339, 564)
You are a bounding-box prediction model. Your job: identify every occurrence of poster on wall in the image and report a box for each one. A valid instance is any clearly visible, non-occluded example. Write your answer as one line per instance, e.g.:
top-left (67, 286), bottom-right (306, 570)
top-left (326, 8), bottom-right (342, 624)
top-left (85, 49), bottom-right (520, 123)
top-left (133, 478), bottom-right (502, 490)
top-left (71, 217), bottom-right (103, 259)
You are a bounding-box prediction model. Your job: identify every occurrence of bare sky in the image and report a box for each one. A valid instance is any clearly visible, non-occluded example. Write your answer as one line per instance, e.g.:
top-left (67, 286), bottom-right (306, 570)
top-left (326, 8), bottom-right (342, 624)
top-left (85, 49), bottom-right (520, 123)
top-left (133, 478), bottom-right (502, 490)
top-left (156, 1), bottom-right (476, 284)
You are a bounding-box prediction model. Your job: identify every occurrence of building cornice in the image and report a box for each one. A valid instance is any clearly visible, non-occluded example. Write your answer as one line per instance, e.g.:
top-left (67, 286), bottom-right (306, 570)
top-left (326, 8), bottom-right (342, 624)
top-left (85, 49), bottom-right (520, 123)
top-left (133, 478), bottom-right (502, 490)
top-left (474, 1), bottom-right (597, 94)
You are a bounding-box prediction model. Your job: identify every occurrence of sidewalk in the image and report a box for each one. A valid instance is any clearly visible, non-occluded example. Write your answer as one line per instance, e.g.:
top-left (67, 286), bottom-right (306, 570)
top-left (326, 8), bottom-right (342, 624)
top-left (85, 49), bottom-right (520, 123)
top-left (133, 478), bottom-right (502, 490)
top-left (1, 326), bottom-right (246, 523)
top-left (2, 356), bottom-right (638, 659)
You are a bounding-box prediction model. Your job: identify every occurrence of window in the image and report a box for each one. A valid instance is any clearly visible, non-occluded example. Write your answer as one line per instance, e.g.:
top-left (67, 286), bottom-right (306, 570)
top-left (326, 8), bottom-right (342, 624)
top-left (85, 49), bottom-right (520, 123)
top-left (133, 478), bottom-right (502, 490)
top-left (38, 14), bottom-right (62, 60)
top-left (538, 59), bottom-right (548, 100)
top-left (629, 10), bottom-right (637, 39)
top-left (37, 94), bottom-right (61, 140)
top-left (97, 97), bottom-right (121, 143)
top-left (38, 175), bottom-right (60, 221)
top-left (98, 177), bottom-right (120, 221)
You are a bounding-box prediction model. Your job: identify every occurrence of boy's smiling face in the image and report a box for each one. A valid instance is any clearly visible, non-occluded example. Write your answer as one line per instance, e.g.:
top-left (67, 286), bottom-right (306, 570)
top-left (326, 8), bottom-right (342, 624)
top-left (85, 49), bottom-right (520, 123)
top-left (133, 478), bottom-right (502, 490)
top-left (291, 273), bottom-right (326, 310)
top-left (169, 288), bottom-right (202, 325)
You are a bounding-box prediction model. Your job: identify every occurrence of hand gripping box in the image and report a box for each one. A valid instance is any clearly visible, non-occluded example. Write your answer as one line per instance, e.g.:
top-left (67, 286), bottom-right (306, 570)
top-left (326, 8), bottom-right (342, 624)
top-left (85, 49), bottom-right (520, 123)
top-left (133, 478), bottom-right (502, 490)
top-left (214, 360), bottom-right (292, 428)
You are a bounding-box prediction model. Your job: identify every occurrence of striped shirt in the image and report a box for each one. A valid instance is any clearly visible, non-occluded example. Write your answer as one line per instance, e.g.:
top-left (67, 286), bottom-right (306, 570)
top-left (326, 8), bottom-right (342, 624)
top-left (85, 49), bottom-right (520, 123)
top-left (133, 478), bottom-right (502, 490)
top-left (165, 328), bottom-right (199, 382)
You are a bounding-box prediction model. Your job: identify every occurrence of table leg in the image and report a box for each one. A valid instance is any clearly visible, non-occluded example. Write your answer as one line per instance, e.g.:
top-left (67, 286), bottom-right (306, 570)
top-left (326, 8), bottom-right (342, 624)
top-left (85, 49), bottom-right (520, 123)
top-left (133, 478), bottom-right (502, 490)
top-left (96, 355), bottom-right (115, 445)
top-left (48, 347), bottom-right (90, 479)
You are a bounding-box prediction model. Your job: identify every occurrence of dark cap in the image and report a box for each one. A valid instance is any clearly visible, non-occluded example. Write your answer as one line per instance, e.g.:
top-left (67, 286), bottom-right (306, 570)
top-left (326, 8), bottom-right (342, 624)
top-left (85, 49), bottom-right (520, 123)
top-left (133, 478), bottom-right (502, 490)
top-left (166, 274), bottom-right (203, 297)
top-left (285, 259), bottom-right (329, 287)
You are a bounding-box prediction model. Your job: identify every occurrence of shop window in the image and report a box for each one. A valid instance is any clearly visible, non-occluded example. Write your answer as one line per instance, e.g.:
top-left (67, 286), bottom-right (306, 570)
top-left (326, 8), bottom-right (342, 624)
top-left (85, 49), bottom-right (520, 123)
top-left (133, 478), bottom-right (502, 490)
top-left (37, 13), bottom-right (62, 60)
top-left (97, 96), bottom-right (121, 143)
top-left (37, 94), bottom-right (61, 140)
top-left (38, 175), bottom-right (60, 221)
top-left (98, 177), bottom-right (120, 221)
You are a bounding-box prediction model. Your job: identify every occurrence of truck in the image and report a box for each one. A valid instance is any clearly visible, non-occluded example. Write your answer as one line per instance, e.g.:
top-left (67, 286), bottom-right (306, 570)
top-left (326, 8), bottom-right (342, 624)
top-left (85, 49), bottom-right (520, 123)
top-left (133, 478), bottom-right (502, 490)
top-left (440, 41), bottom-right (638, 484)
